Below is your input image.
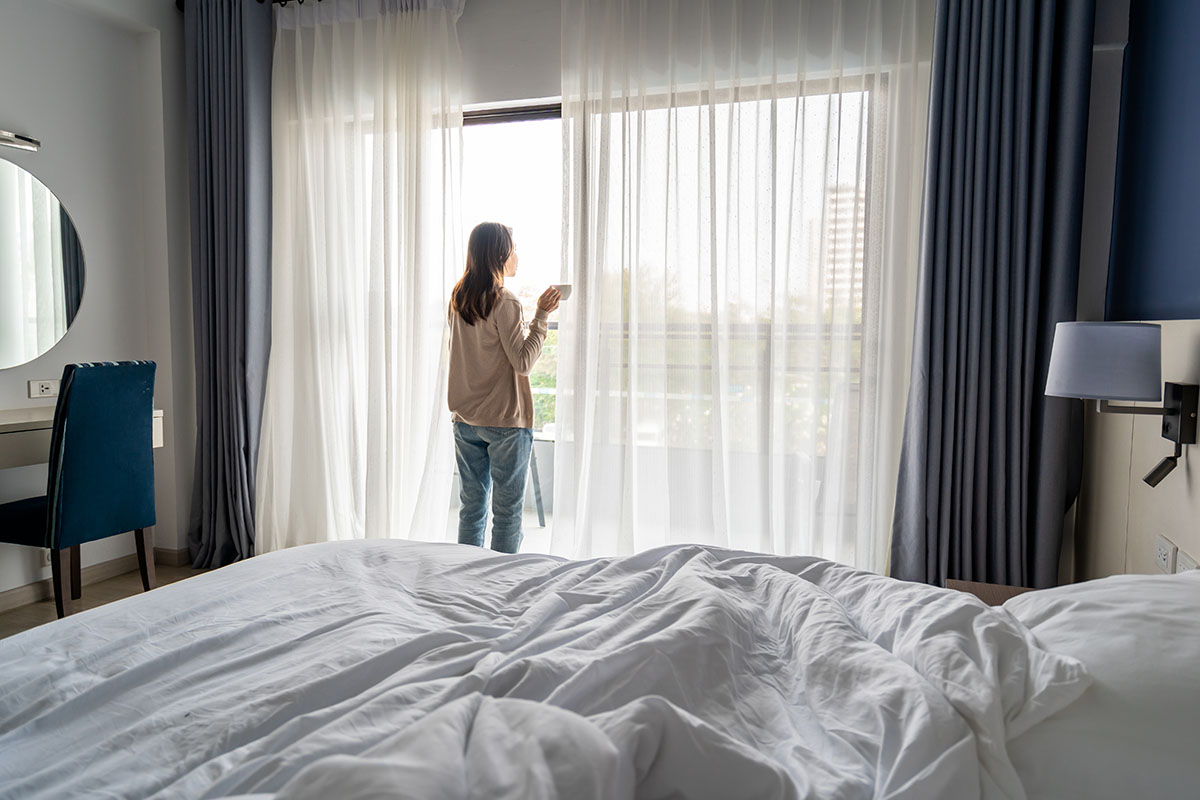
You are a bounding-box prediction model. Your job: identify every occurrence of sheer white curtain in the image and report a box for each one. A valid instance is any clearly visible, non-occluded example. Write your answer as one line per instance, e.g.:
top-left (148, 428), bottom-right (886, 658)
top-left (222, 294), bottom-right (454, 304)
top-left (553, 0), bottom-right (932, 571)
top-left (0, 160), bottom-right (67, 368)
top-left (257, 0), bottom-right (464, 552)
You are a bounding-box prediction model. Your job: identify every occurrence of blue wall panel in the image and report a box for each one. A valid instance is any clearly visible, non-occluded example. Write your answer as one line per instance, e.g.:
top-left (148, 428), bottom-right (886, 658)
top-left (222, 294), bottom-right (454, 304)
top-left (1106, 0), bottom-right (1200, 321)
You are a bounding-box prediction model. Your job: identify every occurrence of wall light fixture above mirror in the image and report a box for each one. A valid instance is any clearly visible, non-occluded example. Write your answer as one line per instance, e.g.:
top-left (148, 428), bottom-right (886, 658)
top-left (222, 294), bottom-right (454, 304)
top-left (0, 157), bottom-right (86, 370)
top-left (0, 130), bottom-right (40, 153)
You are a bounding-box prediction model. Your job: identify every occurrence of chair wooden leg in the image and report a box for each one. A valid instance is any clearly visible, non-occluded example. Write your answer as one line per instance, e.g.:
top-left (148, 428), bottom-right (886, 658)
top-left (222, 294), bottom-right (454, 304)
top-left (135, 528), bottom-right (156, 592)
top-left (50, 548), bottom-right (73, 618)
top-left (70, 545), bottom-right (81, 600)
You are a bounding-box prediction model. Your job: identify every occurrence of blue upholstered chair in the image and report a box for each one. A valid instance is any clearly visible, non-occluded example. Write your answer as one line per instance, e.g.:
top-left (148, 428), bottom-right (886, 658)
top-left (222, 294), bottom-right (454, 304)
top-left (0, 361), bottom-right (157, 618)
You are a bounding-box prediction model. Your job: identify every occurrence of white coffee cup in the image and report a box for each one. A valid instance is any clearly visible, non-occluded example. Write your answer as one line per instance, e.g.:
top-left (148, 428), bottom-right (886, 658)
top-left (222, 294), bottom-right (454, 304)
top-left (551, 284), bottom-right (573, 301)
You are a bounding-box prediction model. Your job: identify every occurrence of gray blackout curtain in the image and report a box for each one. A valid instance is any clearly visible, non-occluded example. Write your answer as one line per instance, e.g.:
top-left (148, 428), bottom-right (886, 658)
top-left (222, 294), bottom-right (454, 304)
top-left (60, 206), bottom-right (83, 327)
top-left (891, 0), bottom-right (1094, 588)
top-left (184, 0), bottom-right (272, 567)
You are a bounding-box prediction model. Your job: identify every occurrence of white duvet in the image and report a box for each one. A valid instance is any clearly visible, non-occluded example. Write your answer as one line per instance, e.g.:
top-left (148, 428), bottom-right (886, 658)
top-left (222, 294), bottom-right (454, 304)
top-left (0, 541), bottom-right (1088, 799)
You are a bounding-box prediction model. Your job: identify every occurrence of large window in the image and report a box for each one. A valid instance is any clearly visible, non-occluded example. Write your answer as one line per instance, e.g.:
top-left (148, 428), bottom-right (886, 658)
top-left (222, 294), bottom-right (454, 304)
top-left (460, 82), bottom-right (896, 560)
top-left (461, 113), bottom-right (562, 434)
top-left (462, 89), bottom-right (874, 465)
top-left (585, 89), bottom-right (872, 459)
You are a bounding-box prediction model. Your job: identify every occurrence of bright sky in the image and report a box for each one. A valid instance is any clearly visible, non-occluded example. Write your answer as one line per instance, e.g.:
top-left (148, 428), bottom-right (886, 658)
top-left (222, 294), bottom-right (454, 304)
top-left (461, 118), bottom-right (563, 310)
top-left (459, 92), bottom-right (868, 317)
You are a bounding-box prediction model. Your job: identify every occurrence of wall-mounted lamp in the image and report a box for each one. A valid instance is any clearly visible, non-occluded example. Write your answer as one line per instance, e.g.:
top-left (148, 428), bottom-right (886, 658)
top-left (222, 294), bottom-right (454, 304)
top-left (1046, 322), bottom-right (1198, 487)
top-left (0, 130), bottom-right (40, 153)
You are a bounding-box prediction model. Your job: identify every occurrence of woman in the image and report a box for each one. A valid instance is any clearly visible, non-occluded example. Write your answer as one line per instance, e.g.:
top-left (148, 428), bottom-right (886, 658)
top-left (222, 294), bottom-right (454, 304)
top-left (448, 222), bottom-right (560, 553)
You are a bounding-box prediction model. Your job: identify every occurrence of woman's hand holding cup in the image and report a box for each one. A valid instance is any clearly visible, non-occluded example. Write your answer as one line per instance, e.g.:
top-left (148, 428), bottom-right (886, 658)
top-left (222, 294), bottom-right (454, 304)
top-left (537, 286), bottom-right (562, 313)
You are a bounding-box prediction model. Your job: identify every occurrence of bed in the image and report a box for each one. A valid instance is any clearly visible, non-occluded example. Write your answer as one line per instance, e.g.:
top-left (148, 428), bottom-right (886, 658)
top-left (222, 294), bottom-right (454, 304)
top-left (0, 539), bottom-right (1196, 799)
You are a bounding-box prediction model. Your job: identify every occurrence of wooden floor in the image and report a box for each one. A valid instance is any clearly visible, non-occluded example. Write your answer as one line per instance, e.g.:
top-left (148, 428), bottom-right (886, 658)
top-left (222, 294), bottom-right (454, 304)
top-left (0, 564), bottom-right (206, 640)
top-left (3, 515), bottom-right (554, 641)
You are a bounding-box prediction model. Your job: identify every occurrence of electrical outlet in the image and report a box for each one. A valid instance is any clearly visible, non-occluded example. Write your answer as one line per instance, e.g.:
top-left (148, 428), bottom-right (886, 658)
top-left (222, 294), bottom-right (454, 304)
top-left (1176, 549), bottom-right (1199, 573)
top-left (41, 549), bottom-right (51, 568)
top-left (1155, 534), bottom-right (1178, 573)
top-left (27, 379), bottom-right (59, 399)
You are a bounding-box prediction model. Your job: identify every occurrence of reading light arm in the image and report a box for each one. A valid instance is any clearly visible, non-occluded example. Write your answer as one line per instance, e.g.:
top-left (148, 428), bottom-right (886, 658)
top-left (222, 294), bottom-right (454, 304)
top-left (1095, 382), bottom-right (1198, 449)
top-left (1096, 400), bottom-right (1170, 416)
top-left (1095, 383), bottom-right (1198, 488)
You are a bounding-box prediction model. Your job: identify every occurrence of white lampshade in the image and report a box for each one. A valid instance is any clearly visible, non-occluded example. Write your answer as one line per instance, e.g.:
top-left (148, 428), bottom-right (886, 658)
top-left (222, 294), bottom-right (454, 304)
top-left (1045, 322), bottom-right (1162, 401)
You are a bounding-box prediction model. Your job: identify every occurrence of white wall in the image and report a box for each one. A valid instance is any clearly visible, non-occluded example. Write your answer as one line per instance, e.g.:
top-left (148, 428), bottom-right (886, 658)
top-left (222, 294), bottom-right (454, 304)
top-left (1075, 322), bottom-right (1200, 577)
top-left (0, 0), bottom-right (192, 593)
top-left (456, 0), bottom-right (936, 108)
top-left (459, 0), bottom-right (560, 106)
top-left (1071, 0), bottom-right (1200, 578)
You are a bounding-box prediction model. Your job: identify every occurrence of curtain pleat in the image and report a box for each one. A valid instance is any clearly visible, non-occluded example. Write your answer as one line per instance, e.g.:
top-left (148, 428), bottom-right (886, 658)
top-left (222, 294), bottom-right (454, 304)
top-left (59, 206), bottom-right (84, 327)
top-left (184, 0), bottom-right (273, 567)
top-left (892, 0), bottom-right (1093, 588)
top-left (555, 0), bottom-right (933, 571)
top-left (255, 0), bottom-right (463, 552)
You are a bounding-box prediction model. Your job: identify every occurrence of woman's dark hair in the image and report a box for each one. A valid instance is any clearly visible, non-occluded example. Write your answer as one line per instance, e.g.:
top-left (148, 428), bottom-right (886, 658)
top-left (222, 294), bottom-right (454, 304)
top-left (450, 222), bottom-right (513, 325)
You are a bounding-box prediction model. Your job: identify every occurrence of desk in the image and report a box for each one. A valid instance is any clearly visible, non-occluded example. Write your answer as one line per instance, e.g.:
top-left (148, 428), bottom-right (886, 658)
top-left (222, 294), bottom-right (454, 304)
top-left (0, 407), bottom-right (164, 470)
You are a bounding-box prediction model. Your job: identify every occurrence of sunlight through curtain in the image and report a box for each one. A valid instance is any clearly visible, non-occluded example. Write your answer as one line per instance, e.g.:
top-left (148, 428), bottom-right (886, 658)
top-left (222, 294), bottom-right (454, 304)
top-left (257, 0), bottom-right (464, 551)
top-left (554, 0), bottom-right (933, 571)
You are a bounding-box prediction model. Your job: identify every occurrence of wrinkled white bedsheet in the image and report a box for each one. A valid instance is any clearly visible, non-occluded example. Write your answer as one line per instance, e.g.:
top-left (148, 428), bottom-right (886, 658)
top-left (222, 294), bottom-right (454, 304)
top-left (0, 540), bottom-right (1088, 799)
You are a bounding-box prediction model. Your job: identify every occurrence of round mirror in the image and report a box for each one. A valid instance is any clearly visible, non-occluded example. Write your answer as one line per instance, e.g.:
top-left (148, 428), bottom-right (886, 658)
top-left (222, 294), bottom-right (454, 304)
top-left (0, 158), bottom-right (85, 370)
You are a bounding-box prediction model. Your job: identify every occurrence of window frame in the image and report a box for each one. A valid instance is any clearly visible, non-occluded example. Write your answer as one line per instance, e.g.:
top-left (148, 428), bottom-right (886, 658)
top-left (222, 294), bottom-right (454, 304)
top-left (464, 103), bottom-right (562, 127)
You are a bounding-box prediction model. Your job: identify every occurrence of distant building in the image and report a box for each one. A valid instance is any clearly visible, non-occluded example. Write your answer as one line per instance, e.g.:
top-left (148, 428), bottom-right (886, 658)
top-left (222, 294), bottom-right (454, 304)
top-left (820, 186), bottom-right (865, 319)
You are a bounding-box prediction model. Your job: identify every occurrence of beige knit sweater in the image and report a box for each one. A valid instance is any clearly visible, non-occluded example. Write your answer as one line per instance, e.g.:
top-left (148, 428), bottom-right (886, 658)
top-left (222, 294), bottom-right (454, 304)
top-left (448, 288), bottom-right (549, 429)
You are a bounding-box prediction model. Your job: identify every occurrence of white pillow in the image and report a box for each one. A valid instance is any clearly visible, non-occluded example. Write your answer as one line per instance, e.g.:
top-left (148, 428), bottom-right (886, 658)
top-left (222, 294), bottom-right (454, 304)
top-left (1003, 570), bottom-right (1200, 800)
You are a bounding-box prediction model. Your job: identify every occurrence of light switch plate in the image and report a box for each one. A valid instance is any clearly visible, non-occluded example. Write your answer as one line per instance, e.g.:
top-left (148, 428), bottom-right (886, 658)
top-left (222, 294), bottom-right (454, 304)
top-left (1176, 549), bottom-right (1199, 573)
top-left (1154, 534), bottom-right (1178, 573)
top-left (27, 379), bottom-right (59, 399)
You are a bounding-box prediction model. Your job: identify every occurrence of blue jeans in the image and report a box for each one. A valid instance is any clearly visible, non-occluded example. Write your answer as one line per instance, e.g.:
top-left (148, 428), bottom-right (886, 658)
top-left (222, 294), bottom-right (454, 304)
top-left (453, 422), bottom-right (532, 553)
